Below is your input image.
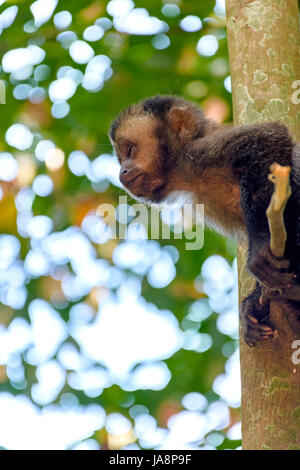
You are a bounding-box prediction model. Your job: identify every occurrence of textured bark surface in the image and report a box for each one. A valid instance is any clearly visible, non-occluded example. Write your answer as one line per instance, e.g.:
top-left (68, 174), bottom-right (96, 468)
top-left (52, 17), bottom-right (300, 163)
top-left (226, 0), bottom-right (300, 450)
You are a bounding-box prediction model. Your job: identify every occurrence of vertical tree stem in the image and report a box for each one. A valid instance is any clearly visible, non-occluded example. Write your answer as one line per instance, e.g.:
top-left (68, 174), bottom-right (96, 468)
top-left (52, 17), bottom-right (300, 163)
top-left (226, 0), bottom-right (300, 450)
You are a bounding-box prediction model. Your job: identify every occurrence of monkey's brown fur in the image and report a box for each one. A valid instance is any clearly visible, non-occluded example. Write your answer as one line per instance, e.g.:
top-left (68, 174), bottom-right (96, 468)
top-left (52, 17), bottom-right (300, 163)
top-left (109, 95), bottom-right (300, 346)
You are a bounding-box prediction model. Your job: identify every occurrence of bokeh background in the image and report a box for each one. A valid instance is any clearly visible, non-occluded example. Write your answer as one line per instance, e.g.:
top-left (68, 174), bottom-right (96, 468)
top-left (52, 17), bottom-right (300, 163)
top-left (0, 0), bottom-right (241, 450)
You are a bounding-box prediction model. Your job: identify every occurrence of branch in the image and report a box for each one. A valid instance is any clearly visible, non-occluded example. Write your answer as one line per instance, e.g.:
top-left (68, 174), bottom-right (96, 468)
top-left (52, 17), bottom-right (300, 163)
top-left (266, 162), bottom-right (291, 258)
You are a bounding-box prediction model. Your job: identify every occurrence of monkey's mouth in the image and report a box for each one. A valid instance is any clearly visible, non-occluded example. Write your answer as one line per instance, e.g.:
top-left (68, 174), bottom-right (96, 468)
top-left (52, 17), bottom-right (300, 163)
top-left (127, 172), bottom-right (143, 185)
top-left (123, 173), bottom-right (144, 192)
top-left (120, 166), bottom-right (143, 186)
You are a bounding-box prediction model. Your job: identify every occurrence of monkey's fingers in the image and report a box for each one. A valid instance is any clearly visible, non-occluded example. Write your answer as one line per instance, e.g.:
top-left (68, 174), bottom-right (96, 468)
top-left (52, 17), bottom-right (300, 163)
top-left (241, 293), bottom-right (274, 347)
top-left (258, 324), bottom-right (274, 336)
top-left (248, 251), bottom-right (295, 289)
top-left (258, 247), bottom-right (291, 269)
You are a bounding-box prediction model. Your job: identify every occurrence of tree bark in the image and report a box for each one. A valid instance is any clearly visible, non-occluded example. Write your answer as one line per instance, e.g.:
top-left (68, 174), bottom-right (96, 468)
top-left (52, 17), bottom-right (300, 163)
top-left (226, 0), bottom-right (300, 450)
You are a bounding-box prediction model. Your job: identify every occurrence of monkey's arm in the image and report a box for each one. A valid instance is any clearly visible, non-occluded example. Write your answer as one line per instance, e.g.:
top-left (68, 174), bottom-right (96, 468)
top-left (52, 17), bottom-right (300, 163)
top-left (240, 157), bottom-right (300, 345)
top-left (232, 123), bottom-right (295, 289)
top-left (187, 122), bottom-right (297, 291)
top-left (198, 122), bottom-right (298, 345)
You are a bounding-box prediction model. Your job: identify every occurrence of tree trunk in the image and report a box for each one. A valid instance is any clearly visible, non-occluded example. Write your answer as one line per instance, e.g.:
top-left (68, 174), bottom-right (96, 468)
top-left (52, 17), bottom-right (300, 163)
top-left (226, 0), bottom-right (300, 450)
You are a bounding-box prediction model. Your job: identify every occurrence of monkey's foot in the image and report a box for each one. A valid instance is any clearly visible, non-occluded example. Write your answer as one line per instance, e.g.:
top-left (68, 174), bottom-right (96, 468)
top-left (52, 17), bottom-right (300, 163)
top-left (247, 246), bottom-right (296, 289)
top-left (241, 287), bottom-right (274, 347)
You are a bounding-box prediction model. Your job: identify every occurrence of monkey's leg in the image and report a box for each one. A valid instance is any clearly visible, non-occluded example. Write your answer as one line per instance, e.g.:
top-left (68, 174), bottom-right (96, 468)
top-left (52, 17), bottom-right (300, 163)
top-left (240, 282), bottom-right (274, 346)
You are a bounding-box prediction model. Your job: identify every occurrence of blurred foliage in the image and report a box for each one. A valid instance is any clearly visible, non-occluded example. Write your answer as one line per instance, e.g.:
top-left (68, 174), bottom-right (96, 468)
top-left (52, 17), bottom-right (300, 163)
top-left (0, 0), bottom-right (241, 450)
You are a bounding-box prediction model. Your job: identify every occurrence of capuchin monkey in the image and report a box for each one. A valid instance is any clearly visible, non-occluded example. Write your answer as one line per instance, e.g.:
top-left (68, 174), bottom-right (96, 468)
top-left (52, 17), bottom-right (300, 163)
top-left (109, 95), bottom-right (300, 346)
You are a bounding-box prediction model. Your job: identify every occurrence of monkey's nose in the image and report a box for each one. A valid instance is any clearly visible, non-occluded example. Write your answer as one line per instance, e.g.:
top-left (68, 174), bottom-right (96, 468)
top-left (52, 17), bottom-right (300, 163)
top-left (120, 168), bottom-right (129, 182)
top-left (119, 166), bottom-right (143, 186)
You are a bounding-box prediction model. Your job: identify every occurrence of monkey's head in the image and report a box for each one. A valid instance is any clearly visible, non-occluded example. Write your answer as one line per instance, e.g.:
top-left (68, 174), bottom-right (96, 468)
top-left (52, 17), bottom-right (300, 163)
top-left (109, 95), bottom-right (214, 204)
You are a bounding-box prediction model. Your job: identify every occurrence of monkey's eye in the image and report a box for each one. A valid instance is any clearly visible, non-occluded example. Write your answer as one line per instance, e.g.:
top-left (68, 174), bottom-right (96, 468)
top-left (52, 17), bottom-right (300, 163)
top-left (126, 143), bottom-right (134, 159)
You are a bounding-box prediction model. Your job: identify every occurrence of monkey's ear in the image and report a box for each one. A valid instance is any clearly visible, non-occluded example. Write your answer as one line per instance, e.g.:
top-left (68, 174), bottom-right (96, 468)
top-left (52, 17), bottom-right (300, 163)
top-left (167, 106), bottom-right (196, 136)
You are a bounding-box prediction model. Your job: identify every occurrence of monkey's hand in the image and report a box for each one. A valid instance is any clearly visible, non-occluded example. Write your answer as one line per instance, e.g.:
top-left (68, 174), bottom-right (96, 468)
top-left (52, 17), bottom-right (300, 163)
top-left (247, 244), bottom-right (296, 289)
top-left (240, 283), bottom-right (274, 347)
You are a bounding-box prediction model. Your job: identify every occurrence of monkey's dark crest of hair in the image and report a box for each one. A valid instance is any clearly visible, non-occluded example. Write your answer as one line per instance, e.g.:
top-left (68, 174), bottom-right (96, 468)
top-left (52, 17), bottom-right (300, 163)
top-left (109, 95), bottom-right (208, 142)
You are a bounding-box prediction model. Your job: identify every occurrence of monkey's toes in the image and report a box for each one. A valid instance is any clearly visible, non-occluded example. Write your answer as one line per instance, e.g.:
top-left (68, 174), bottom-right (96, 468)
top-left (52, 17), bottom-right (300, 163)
top-left (243, 316), bottom-right (274, 347)
top-left (241, 291), bottom-right (274, 347)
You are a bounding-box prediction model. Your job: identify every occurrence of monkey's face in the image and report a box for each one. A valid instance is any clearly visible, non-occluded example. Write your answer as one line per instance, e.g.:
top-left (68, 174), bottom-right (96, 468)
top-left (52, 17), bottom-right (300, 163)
top-left (109, 96), bottom-right (211, 204)
top-left (112, 116), bottom-right (166, 202)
